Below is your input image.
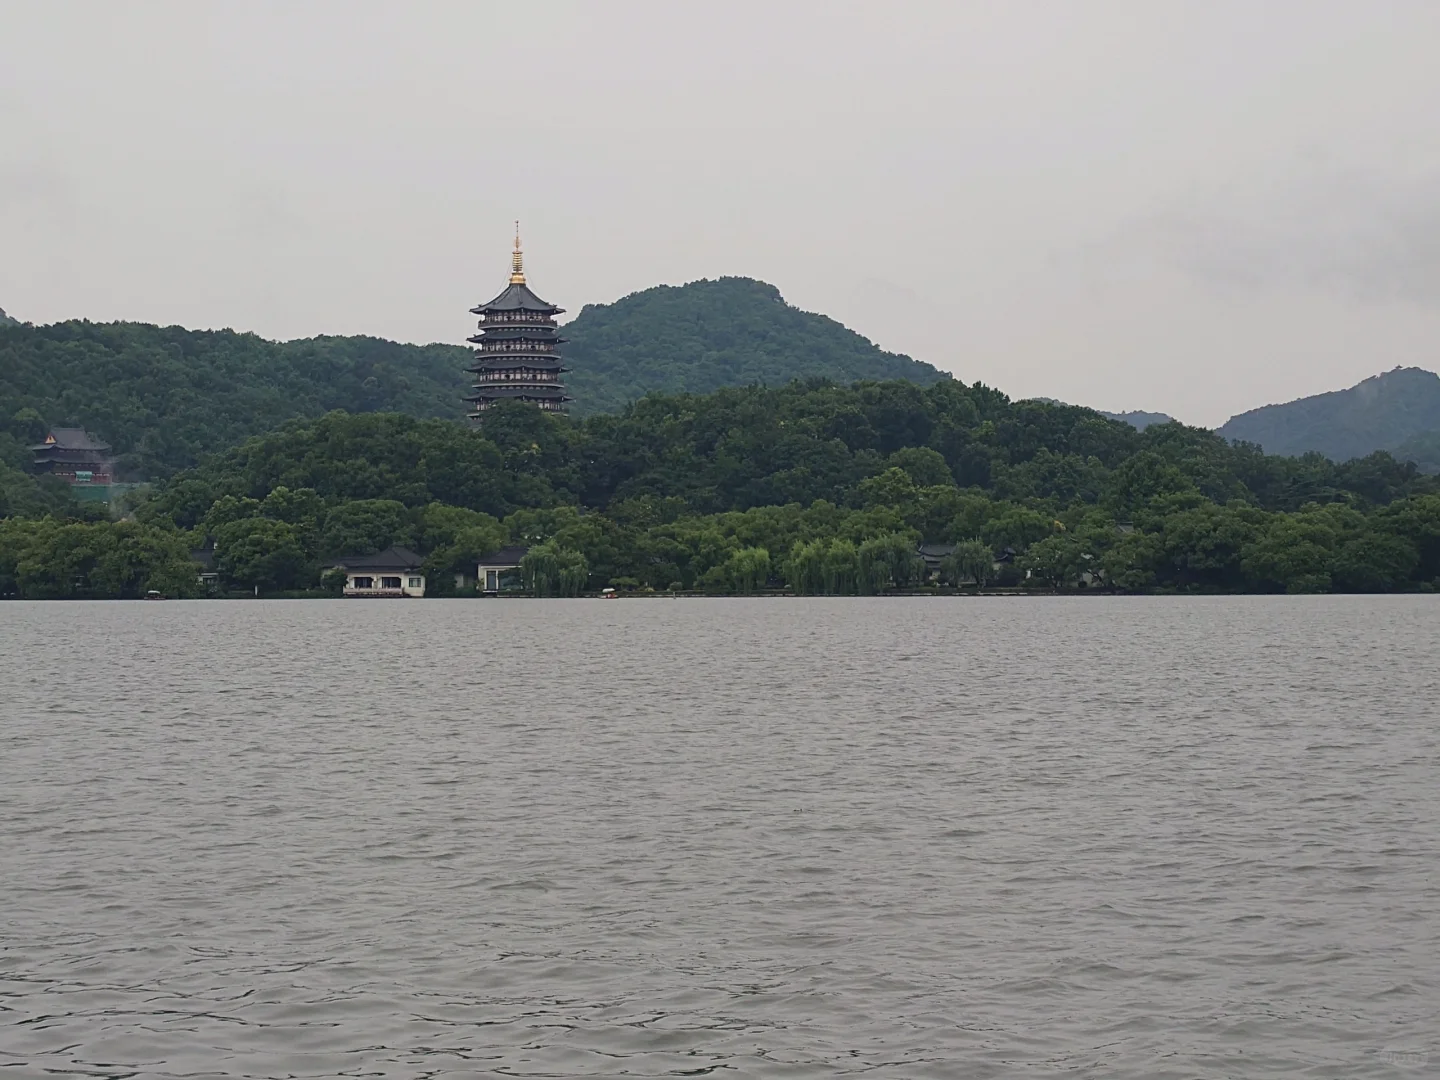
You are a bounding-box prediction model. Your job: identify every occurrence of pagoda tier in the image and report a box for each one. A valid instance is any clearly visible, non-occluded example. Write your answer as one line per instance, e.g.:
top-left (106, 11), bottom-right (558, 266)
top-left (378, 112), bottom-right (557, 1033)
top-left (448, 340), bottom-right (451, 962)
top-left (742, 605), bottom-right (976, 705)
top-left (465, 227), bottom-right (572, 417)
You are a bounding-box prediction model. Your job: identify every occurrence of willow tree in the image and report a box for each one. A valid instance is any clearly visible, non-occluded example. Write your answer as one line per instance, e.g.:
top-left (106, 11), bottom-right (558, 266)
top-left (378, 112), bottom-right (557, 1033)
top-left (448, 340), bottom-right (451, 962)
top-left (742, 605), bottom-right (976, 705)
top-left (822, 538), bottom-right (859, 595)
top-left (521, 540), bottom-right (590, 597)
top-left (944, 538), bottom-right (994, 588)
top-left (784, 539), bottom-right (827, 594)
top-left (858, 532), bottom-right (922, 593)
top-left (725, 546), bottom-right (771, 594)
top-left (785, 538), bottom-right (857, 595)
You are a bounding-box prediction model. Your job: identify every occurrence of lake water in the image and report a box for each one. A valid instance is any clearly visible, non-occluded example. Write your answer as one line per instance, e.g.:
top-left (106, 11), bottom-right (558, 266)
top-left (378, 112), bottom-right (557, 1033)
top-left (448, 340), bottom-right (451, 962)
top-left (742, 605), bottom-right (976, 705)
top-left (1, 597), bottom-right (1436, 1078)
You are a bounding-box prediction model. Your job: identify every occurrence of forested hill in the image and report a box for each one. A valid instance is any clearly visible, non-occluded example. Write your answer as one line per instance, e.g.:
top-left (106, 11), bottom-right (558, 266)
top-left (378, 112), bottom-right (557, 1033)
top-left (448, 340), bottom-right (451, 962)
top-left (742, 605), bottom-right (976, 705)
top-left (0, 279), bottom-right (948, 477)
top-left (101, 381), bottom-right (1438, 598)
top-left (150, 382), bottom-right (1438, 528)
top-left (7, 380), bottom-right (1440, 597)
top-left (562, 277), bottom-right (949, 415)
top-left (0, 321), bottom-right (472, 478)
top-left (1217, 367), bottom-right (1440, 465)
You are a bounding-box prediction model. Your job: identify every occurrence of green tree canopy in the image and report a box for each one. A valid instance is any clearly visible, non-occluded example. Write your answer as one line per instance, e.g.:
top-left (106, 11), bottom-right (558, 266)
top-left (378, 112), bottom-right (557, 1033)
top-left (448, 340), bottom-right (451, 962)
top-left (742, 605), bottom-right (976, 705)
top-left (521, 541), bottom-right (589, 597)
top-left (944, 539), bottom-right (994, 588)
top-left (0, 518), bottom-right (201, 599)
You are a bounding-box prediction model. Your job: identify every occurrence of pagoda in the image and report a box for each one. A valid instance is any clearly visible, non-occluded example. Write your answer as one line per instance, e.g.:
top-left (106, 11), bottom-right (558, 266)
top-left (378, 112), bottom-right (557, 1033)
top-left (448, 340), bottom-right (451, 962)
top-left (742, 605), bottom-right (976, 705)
top-left (464, 225), bottom-right (570, 417)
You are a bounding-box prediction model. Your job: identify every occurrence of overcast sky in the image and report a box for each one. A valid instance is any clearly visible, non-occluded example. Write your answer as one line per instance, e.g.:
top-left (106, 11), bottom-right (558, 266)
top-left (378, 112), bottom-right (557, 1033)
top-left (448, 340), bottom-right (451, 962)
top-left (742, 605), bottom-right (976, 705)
top-left (3, 1), bottom-right (1438, 426)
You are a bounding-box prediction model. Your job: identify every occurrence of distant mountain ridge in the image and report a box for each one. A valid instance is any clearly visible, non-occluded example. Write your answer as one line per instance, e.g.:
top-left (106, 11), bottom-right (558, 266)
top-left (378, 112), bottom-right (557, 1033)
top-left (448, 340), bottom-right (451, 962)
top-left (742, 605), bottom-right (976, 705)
top-left (1040, 370), bottom-right (1440, 468)
top-left (0, 307), bottom-right (17, 327)
top-left (1028, 399), bottom-right (1177, 431)
top-left (1099, 409), bottom-right (1177, 431)
top-left (1217, 367), bottom-right (1440, 465)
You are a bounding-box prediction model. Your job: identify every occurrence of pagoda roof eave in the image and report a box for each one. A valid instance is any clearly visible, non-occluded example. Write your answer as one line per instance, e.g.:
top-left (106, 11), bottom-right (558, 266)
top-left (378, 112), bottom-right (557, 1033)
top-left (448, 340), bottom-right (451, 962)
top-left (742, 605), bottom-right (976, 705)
top-left (466, 334), bottom-right (568, 345)
top-left (466, 361), bottom-right (567, 371)
top-left (464, 386), bottom-right (572, 402)
top-left (469, 374), bottom-right (570, 383)
top-left (469, 281), bottom-right (564, 315)
top-left (30, 428), bottom-right (113, 453)
top-left (467, 326), bottom-right (565, 335)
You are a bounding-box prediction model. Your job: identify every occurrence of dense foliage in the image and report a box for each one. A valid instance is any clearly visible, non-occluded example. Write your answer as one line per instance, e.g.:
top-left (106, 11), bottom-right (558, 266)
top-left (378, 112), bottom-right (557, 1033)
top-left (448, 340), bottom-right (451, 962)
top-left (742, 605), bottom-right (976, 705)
top-left (521, 542), bottom-right (590, 597)
top-left (7, 371), bottom-right (1440, 598)
top-left (0, 278), bottom-right (951, 486)
top-left (0, 517), bottom-right (201, 599)
top-left (563, 277), bottom-right (947, 414)
top-left (10, 378), bottom-right (1438, 599)
top-left (0, 320), bottom-right (471, 479)
top-left (1218, 366), bottom-right (1440, 466)
top-left (0, 417), bottom-right (97, 522)
top-left (0, 462), bottom-right (93, 521)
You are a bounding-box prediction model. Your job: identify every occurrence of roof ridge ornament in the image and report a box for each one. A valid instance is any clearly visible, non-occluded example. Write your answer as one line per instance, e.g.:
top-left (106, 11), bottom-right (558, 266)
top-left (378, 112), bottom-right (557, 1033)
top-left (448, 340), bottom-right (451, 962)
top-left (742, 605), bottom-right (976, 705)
top-left (510, 220), bottom-right (525, 284)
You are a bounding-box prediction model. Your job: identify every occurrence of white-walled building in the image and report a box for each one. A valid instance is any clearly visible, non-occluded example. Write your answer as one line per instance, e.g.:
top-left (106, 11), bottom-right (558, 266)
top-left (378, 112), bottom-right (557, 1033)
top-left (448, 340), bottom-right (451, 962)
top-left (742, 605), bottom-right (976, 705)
top-left (477, 546), bottom-right (528, 594)
top-left (331, 547), bottom-right (426, 597)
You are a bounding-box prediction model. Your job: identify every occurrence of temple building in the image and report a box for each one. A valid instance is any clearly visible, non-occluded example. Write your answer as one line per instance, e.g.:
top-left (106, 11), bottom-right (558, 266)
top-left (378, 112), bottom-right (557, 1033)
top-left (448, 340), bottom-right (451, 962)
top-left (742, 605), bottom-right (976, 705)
top-left (464, 225), bottom-right (571, 417)
top-left (30, 428), bottom-right (116, 485)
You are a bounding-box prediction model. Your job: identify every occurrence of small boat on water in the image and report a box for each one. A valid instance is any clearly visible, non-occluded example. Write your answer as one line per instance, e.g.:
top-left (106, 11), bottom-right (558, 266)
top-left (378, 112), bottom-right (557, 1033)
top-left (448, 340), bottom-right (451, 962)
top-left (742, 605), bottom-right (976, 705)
top-left (144, 590), bottom-right (166, 601)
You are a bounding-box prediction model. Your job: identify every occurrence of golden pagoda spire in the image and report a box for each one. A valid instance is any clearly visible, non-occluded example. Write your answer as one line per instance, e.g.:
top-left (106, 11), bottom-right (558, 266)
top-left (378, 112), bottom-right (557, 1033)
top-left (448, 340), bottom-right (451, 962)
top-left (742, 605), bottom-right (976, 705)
top-left (510, 220), bottom-right (526, 284)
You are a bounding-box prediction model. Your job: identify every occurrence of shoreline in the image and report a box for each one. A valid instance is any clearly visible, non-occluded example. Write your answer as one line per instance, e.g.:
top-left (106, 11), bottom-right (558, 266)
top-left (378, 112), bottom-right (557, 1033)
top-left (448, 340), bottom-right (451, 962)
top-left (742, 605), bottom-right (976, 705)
top-left (7, 588), bottom-right (1437, 602)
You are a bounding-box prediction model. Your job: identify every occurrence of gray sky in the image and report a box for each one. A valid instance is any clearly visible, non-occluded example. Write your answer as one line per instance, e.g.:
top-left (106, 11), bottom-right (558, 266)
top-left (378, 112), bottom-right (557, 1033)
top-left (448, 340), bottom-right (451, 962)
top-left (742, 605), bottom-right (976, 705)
top-left (3, 1), bottom-right (1438, 427)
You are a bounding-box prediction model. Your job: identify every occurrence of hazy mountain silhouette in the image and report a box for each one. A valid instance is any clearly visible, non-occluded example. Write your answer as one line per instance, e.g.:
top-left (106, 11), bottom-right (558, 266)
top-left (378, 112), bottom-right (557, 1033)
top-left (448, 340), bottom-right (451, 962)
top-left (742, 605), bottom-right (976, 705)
top-left (1028, 399), bottom-right (1177, 431)
top-left (1217, 367), bottom-right (1440, 465)
top-left (1098, 409), bottom-right (1177, 431)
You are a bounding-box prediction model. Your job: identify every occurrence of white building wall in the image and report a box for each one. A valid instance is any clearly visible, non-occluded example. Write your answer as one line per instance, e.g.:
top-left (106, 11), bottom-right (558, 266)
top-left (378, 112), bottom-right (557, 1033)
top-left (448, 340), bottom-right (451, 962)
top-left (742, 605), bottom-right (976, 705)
top-left (343, 572), bottom-right (425, 597)
top-left (477, 563), bottom-right (521, 592)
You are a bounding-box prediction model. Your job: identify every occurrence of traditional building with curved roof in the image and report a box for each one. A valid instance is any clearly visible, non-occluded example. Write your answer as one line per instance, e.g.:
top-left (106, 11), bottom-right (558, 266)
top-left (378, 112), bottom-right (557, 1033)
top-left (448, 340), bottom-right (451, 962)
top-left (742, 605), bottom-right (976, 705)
top-left (464, 225), bottom-right (571, 417)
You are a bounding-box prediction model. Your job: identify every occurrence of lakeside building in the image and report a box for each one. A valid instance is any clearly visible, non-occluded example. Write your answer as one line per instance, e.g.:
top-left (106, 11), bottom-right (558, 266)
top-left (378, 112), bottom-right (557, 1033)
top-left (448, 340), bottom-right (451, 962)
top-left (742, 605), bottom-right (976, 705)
top-left (917, 543), bottom-right (957, 579)
top-left (30, 428), bottom-right (116, 486)
top-left (191, 546), bottom-right (220, 592)
top-left (477, 546), bottom-right (528, 594)
top-left (465, 225), bottom-right (571, 417)
top-left (330, 547), bottom-right (426, 597)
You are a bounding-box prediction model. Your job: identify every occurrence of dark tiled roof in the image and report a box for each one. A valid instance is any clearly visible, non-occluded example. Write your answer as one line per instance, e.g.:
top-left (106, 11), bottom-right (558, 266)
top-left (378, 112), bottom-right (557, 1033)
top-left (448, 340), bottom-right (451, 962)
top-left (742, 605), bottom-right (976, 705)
top-left (464, 385), bottom-right (571, 402)
top-left (477, 546), bottom-right (528, 567)
top-left (467, 327), bottom-right (565, 342)
top-left (918, 543), bottom-right (957, 559)
top-left (467, 356), bottom-right (568, 372)
top-left (330, 546), bottom-right (424, 571)
top-left (469, 282), bottom-right (564, 315)
top-left (30, 427), bottom-right (112, 452)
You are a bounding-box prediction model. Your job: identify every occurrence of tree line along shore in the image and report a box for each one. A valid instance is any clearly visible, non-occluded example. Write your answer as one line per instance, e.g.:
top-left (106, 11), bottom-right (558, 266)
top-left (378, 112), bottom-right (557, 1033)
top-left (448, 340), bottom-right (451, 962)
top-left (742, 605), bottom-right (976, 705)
top-left (4, 378), bottom-right (1440, 599)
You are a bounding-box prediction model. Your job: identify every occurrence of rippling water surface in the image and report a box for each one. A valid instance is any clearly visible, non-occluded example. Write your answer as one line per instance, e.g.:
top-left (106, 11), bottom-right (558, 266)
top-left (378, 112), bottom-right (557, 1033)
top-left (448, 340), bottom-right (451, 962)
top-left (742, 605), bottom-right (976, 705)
top-left (2, 597), bottom-right (1437, 1078)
